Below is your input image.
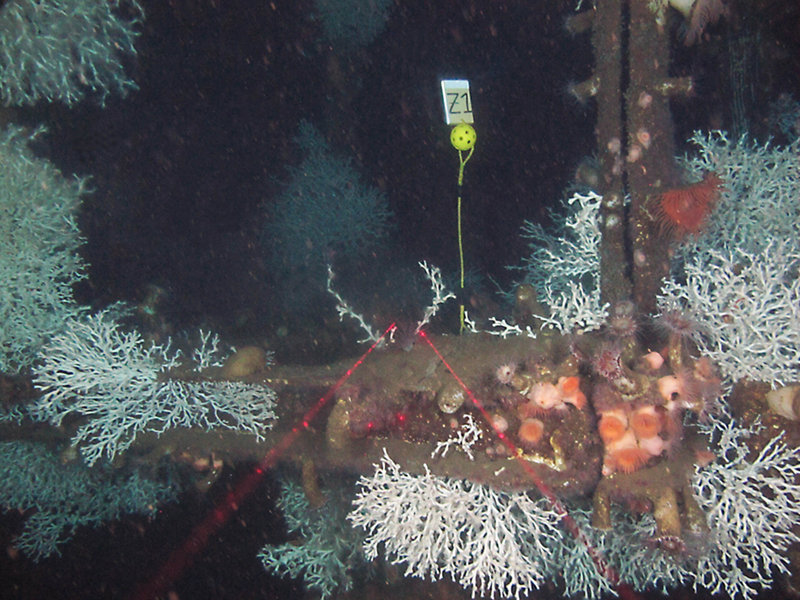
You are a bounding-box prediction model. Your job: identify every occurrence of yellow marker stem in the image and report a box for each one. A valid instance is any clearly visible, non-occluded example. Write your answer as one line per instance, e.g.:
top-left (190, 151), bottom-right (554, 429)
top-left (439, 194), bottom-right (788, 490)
top-left (458, 194), bottom-right (465, 332)
top-left (456, 147), bottom-right (473, 333)
top-left (457, 147), bottom-right (473, 186)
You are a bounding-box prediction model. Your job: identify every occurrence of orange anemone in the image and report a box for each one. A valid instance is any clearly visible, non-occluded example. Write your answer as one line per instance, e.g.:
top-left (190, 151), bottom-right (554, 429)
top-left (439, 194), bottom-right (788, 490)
top-left (608, 446), bottom-right (651, 474)
top-left (518, 418), bottom-right (545, 448)
top-left (630, 406), bottom-right (662, 439)
top-left (598, 412), bottom-right (627, 444)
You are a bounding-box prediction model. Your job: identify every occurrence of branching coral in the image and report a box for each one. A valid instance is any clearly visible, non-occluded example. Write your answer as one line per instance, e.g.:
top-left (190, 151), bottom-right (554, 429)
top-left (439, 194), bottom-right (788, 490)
top-left (266, 121), bottom-right (393, 276)
top-left (31, 310), bottom-right (278, 465)
top-left (0, 440), bottom-right (176, 560)
top-left (349, 450), bottom-right (564, 599)
top-left (689, 413), bottom-right (800, 599)
top-left (659, 242), bottom-right (800, 387)
top-left (514, 191), bottom-right (609, 334)
top-left (0, 0), bottom-right (144, 105)
top-left (0, 126), bottom-right (87, 373)
top-left (659, 134), bottom-right (800, 387)
top-left (260, 478), bottom-right (366, 600)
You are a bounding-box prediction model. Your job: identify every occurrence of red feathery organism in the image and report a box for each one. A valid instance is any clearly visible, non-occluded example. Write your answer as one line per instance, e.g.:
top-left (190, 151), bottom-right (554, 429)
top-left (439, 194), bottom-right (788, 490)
top-left (655, 172), bottom-right (723, 238)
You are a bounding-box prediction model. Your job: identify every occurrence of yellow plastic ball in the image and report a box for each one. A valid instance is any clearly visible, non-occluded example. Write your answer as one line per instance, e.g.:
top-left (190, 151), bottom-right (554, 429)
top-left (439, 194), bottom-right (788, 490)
top-left (450, 123), bottom-right (476, 151)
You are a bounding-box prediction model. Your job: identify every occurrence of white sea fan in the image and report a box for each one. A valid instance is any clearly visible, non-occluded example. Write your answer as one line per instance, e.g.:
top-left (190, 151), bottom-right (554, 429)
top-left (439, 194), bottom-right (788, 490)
top-left (259, 479), bottom-right (366, 600)
top-left (0, 0), bottom-right (143, 105)
top-left (658, 241), bottom-right (800, 387)
top-left (546, 506), bottom-right (693, 600)
top-left (690, 414), bottom-right (800, 599)
top-left (659, 131), bottom-right (800, 387)
top-left (348, 450), bottom-right (563, 599)
top-left (313, 0), bottom-right (394, 48)
top-left (0, 440), bottom-right (176, 560)
top-left (679, 131), bottom-right (800, 261)
top-left (267, 121), bottom-right (393, 274)
top-left (32, 310), bottom-right (278, 465)
top-left (515, 191), bottom-right (609, 334)
top-left (0, 126), bottom-right (87, 373)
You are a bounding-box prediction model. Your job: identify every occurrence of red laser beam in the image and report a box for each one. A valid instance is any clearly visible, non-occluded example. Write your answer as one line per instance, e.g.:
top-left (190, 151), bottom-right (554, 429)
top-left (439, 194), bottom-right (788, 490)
top-left (418, 330), bottom-right (623, 589)
top-left (130, 323), bottom-right (396, 600)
